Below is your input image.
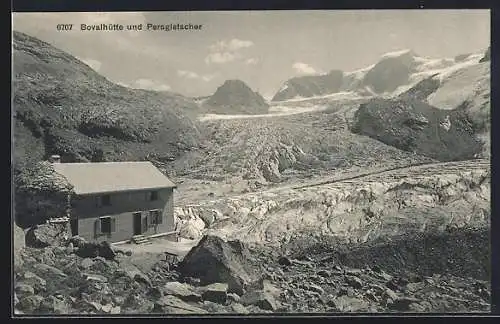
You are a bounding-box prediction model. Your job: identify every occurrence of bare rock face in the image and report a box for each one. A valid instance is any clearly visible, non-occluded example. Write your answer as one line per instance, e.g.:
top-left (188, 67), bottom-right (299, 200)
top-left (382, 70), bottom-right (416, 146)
top-left (25, 222), bottom-right (72, 248)
top-left (200, 283), bottom-right (228, 304)
top-left (14, 161), bottom-right (74, 228)
top-left (178, 235), bottom-right (261, 295)
top-left (153, 295), bottom-right (208, 314)
top-left (161, 282), bottom-right (202, 302)
top-left (14, 223), bottom-right (25, 267)
top-left (351, 98), bottom-right (482, 161)
top-left (479, 46), bottom-right (490, 63)
top-left (272, 70), bottom-right (344, 101)
top-left (205, 79), bottom-right (269, 115)
top-left (240, 290), bottom-right (280, 311)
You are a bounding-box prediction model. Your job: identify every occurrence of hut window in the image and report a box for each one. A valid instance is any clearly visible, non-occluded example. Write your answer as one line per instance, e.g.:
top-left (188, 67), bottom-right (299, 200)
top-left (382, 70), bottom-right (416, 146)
top-left (102, 194), bottom-right (111, 206)
top-left (97, 194), bottom-right (111, 207)
top-left (147, 191), bottom-right (159, 201)
top-left (99, 216), bottom-right (115, 234)
top-left (149, 210), bottom-right (162, 225)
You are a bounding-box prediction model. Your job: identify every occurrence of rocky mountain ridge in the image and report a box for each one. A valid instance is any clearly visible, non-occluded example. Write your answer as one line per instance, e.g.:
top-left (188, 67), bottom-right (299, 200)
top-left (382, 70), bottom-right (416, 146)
top-left (272, 48), bottom-right (488, 102)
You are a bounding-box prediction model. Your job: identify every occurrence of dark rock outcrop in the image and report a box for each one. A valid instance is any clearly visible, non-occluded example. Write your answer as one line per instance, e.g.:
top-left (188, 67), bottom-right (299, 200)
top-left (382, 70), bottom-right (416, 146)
top-left (14, 161), bottom-right (73, 228)
top-left (178, 235), bottom-right (261, 295)
top-left (205, 80), bottom-right (269, 115)
top-left (201, 283), bottom-right (228, 304)
top-left (153, 295), bottom-right (208, 314)
top-left (479, 46), bottom-right (490, 63)
top-left (162, 282), bottom-right (202, 302)
top-left (14, 223), bottom-right (26, 267)
top-left (351, 98), bottom-right (483, 161)
top-left (398, 75), bottom-right (441, 102)
top-left (74, 241), bottom-right (116, 260)
top-left (239, 290), bottom-right (279, 311)
top-left (361, 50), bottom-right (417, 94)
top-left (25, 222), bottom-right (72, 248)
top-left (272, 70), bottom-right (344, 101)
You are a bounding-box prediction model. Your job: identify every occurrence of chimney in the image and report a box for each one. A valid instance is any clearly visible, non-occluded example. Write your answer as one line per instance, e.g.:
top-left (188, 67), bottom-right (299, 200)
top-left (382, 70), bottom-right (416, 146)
top-left (49, 155), bottom-right (61, 163)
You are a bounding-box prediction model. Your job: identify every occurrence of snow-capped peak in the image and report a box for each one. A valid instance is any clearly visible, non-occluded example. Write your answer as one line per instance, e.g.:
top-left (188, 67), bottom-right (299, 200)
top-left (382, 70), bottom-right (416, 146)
top-left (380, 49), bottom-right (414, 59)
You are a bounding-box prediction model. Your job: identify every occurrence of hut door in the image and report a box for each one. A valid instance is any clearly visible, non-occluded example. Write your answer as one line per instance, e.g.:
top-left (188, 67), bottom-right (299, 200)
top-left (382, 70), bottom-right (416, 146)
top-left (70, 218), bottom-right (78, 236)
top-left (133, 212), bottom-right (142, 235)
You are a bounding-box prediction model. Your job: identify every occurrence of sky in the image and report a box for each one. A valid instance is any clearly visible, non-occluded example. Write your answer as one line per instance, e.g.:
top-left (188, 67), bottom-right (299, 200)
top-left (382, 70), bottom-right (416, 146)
top-left (12, 10), bottom-right (490, 99)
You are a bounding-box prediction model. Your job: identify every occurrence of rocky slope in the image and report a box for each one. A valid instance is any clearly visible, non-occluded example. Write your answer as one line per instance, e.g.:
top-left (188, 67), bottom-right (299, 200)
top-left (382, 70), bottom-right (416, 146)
top-left (12, 31), bottom-right (202, 169)
top-left (351, 98), bottom-right (483, 161)
top-left (204, 80), bottom-right (269, 115)
top-left (170, 160), bottom-right (491, 310)
top-left (13, 229), bottom-right (491, 315)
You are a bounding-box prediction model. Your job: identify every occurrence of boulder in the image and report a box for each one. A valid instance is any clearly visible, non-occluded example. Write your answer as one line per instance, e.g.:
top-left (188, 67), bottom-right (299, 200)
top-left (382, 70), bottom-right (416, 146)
top-left (179, 223), bottom-right (203, 240)
top-left (330, 295), bottom-right (370, 312)
top-left (383, 288), bottom-right (399, 302)
top-left (15, 283), bottom-right (35, 295)
top-left (83, 273), bottom-right (108, 283)
top-left (345, 276), bottom-right (363, 289)
top-left (134, 273), bottom-right (152, 287)
top-left (239, 290), bottom-right (279, 311)
top-left (199, 210), bottom-right (216, 227)
top-left (17, 295), bottom-right (44, 313)
top-left (249, 279), bottom-right (282, 298)
top-left (21, 271), bottom-right (47, 292)
top-left (110, 306), bottom-right (121, 314)
top-left (38, 295), bottom-right (71, 314)
top-left (25, 223), bottom-right (71, 248)
top-left (33, 263), bottom-right (67, 278)
top-left (162, 281), bottom-right (202, 302)
top-left (75, 241), bottom-right (116, 260)
top-left (230, 303), bottom-right (250, 314)
top-left (201, 283), bottom-right (228, 304)
top-left (101, 304), bottom-right (113, 313)
top-left (80, 258), bottom-right (94, 269)
top-left (178, 235), bottom-right (260, 295)
top-left (277, 256), bottom-right (292, 266)
top-left (123, 294), bottom-right (155, 313)
top-left (308, 284), bottom-right (325, 295)
top-left (317, 270), bottom-right (331, 278)
top-left (227, 292), bottom-right (241, 303)
top-left (204, 300), bottom-right (230, 313)
top-left (147, 287), bottom-right (163, 300)
top-left (154, 295), bottom-right (208, 314)
top-left (388, 296), bottom-right (421, 311)
top-left (68, 236), bottom-right (87, 248)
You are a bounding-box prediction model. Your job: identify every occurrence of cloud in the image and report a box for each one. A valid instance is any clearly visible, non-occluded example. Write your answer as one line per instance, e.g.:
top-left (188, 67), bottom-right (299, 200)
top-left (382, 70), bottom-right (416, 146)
top-left (205, 38), bottom-right (254, 65)
top-left (292, 62), bottom-right (318, 75)
top-left (202, 74), bottom-right (216, 82)
top-left (177, 70), bottom-right (200, 79)
top-left (204, 52), bottom-right (237, 64)
top-left (78, 57), bottom-right (102, 72)
top-left (177, 70), bottom-right (217, 82)
top-left (209, 39), bottom-right (254, 52)
top-left (133, 78), bottom-right (171, 91)
top-left (245, 58), bottom-right (259, 65)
